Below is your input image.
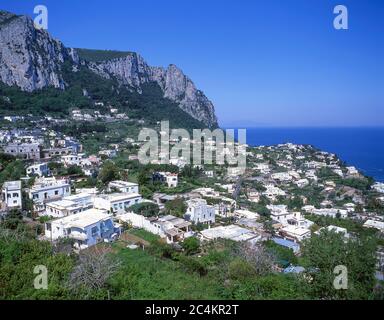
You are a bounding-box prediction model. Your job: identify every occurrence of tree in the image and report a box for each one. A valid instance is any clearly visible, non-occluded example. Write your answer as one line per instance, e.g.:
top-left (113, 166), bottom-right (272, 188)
top-left (1, 209), bottom-right (23, 230)
top-left (130, 202), bottom-right (159, 217)
top-left (165, 197), bottom-right (187, 217)
top-left (237, 243), bottom-right (274, 276)
top-left (182, 237), bottom-right (200, 255)
top-left (68, 246), bottom-right (121, 297)
top-left (302, 230), bottom-right (377, 299)
top-left (98, 161), bottom-right (119, 184)
top-left (228, 257), bottom-right (255, 281)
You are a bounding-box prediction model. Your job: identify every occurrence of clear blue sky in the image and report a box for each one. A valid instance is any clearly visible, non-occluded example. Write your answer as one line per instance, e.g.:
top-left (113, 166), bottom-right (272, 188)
top-left (2, 0), bottom-right (383, 127)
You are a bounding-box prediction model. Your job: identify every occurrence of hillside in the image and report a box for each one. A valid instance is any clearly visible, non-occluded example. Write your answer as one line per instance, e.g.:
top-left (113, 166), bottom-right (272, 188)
top-left (0, 10), bottom-right (218, 128)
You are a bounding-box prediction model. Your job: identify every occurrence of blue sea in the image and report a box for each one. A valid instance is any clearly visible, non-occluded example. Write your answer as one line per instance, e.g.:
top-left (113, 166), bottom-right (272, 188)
top-left (231, 127), bottom-right (384, 182)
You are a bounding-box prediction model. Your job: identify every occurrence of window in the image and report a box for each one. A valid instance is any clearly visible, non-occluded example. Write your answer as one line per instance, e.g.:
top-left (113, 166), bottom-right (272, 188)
top-left (55, 190), bottom-right (59, 195)
top-left (91, 226), bottom-right (99, 237)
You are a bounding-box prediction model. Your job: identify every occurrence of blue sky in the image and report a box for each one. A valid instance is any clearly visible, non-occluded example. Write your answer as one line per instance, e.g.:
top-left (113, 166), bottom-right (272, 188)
top-left (2, 0), bottom-right (383, 127)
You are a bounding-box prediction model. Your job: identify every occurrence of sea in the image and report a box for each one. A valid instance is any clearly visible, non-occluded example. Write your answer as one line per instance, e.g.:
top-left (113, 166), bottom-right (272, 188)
top-left (229, 127), bottom-right (384, 182)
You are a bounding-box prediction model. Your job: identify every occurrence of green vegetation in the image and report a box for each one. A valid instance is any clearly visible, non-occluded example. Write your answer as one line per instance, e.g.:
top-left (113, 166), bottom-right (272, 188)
top-left (75, 48), bottom-right (133, 62)
top-left (0, 157), bottom-right (25, 184)
top-left (301, 230), bottom-right (378, 299)
top-left (164, 197), bottom-right (187, 217)
top-left (130, 202), bottom-right (160, 217)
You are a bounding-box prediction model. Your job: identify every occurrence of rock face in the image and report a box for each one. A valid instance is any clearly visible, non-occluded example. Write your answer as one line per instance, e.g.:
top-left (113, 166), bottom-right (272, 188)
top-left (90, 56), bottom-right (218, 127)
top-left (0, 11), bottom-right (77, 91)
top-left (0, 10), bottom-right (218, 127)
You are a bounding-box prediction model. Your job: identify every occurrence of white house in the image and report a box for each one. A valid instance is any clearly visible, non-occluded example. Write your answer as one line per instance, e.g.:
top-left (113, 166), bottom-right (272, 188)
top-left (200, 225), bottom-right (262, 243)
top-left (29, 177), bottom-right (71, 213)
top-left (267, 205), bottom-right (291, 224)
top-left (363, 220), bottom-right (384, 233)
top-left (279, 225), bottom-right (311, 242)
top-left (253, 163), bottom-right (270, 174)
top-left (271, 172), bottom-right (293, 182)
top-left (286, 212), bottom-right (314, 229)
top-left (346, 166), bottom-right (359, 176)
top-left (316, 225), bottom-right (350, 238)
top-left (26, 163), bottom-right (50, 177)
top-left (1, 181), bottom-right (22, 210)
top-left (295, 179), bottom-right (309, 188)
top-left (263, 185), bottom-right (286, 200)
top-left (94, 192), bottom-right (142, 215)
top-left (185, 198), bottom-right (215, 225)
top-left (119, 212), bottom-right (193, 244)
top-left (44, 193), bottom-right (94, 218)
top-left (61, 154), bottom-right (82, 167)
top-left (234, 209), bottom-right (260, 220)
top-left (204, 170), bottom-right (214, 178)
top-left (158, 172), bottom-right (178, 188)
top-left (312, 208), bottom-right (348, 219)
top-left (108, 180), bottom-right (139, 194)
top-left (372, 183), bottom-right (384, 193)
top-left (44, 209), bottom-right (119, 250)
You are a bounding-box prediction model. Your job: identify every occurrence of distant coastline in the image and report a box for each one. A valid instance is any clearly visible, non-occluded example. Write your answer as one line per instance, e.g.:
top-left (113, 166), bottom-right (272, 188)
top-left (227, 127), bottom-right (384, 182)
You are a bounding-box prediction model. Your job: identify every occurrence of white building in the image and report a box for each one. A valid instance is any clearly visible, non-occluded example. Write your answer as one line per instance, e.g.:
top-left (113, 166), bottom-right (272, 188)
top-left (29, 177), bottom-right (71, 213)
top-left (200, 225), bottom-right (262, 243)
top-left (346, 166), bottom-right (359, 176)
top-left (108, 180), bottom-right (139, 194)
top-left (372, 183), bottom-right (384, 194)
top-left (286, 212), bottom-right (314, 229)
top-left (271, 172), bottom-right (293, 182)
top-left (44, 193), bottom-right (94, 218)
top-left (253, 163), bottom-right (270, 174)
top-left (263, 185), bottom-right (286, 200)
top-left (363, 220), bottom-right (384, 233)
top-left (295, 179), bottom-right (309, 188)
top-left (119, 212), bottom-right (193, 243)
top-left (204, 170), bottom-right (214, 178)
top-left (185, 198), bottom-right (215, 225)
top-left (1, 181), bottom-right (22, 210)
top-left (279, 225), bottom-right (311, 242)
top-left (94, 192), bottom-right (142, 215)
top-left (158, 172), bottom-right (178, 188)
top-left (316, 225), bottom-right (349, 238)
top-left (26, 163), bottom-right (50, 177)
top-left (312, 208), bottom-right (348, 219)
top-left (234, 209), bottom-right (260, 220)
top-left (44, 209), bottom-right (119, 250)
top-left (267, 205), bottom-right (291, 224)
top-left (61, 154), bottom-right (82, 167)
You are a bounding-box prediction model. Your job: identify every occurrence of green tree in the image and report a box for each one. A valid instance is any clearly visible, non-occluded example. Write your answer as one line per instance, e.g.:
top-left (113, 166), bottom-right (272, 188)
top-left (98, 161), bottom-right (119, 184)
top-left (130, 202), bottom-right (159, 217)
top-left (182, 237), bottom-right (200, 255)
top-left (165, 197), bottom-right (187, 217)
top-left (301, 230), bottom-right (377, 299)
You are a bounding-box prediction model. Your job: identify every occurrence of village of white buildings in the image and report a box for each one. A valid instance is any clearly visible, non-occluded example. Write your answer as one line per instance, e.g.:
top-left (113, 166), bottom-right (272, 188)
top-left (0, 117), bottom-right (384, 278)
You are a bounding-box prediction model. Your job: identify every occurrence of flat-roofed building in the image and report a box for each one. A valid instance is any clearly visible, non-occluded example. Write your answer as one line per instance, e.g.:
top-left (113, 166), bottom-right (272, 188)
top-left (94, 192), bottom-right (142, 215)
top-left (1, 180), bottom-right (22, 210)
top-left (29, 177), bottom-right (71, 213)
top-left (26, 163), bottom-right (50, 177)
top-left (185, 198), bottom-right (215, 225)
top-left (44, 208), bottom-right (119, 250)
top-left (44, 193), bottom-right (94, 218)
top-left (108, 180), bottom-right (139, 194)
top-left (4, 143), bottom-right (40, 160)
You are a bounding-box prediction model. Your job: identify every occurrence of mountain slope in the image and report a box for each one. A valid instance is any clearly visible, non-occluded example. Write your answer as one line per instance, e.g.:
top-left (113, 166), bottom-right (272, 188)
top-left (0, 10), bottom-right (218, 128)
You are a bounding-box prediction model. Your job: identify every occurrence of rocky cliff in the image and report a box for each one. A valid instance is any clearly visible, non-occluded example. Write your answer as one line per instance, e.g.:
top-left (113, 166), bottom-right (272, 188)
top-left (0, 11), bottom-right (78, 92)
top-left (0, 10), bottom-right (218, 127)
